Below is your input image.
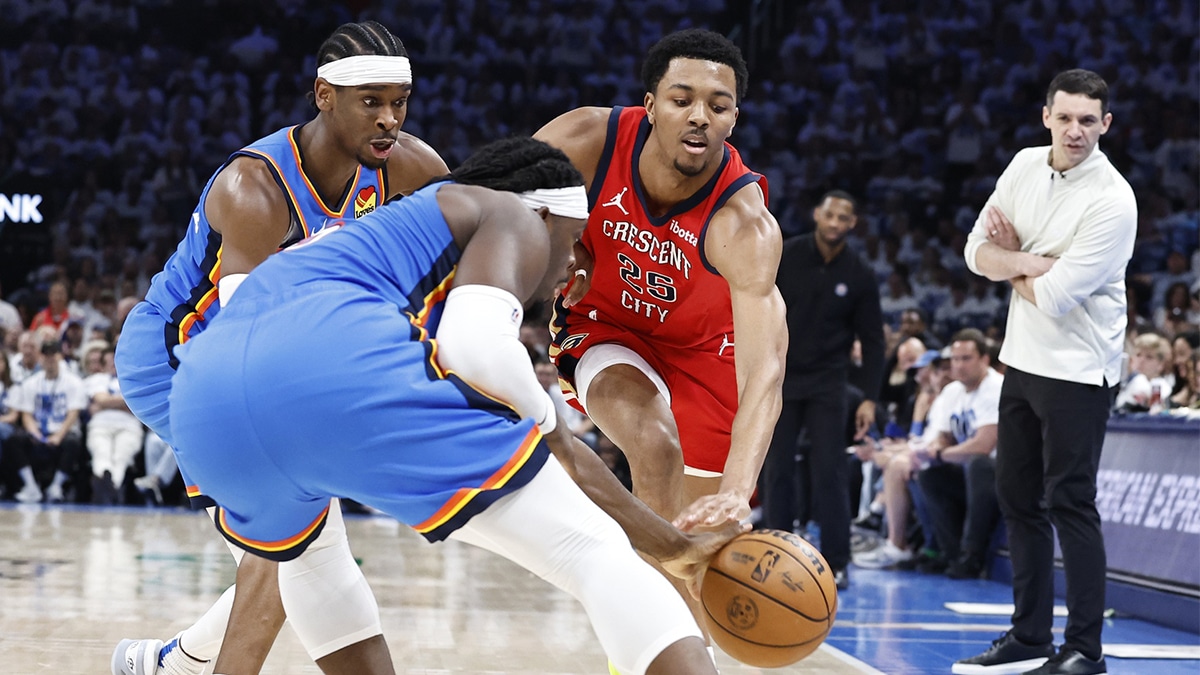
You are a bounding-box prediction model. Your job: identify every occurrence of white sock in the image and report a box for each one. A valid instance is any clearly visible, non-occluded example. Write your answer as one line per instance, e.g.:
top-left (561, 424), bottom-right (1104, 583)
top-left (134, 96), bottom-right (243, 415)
top-left (19, 466), bottom-right (35, 486)
top-left (161, 634), bottom-right (208, 675)
top-left (51, 470), bottom-right (68, 488)
top-left (177, 584), bottom-right (236, 661)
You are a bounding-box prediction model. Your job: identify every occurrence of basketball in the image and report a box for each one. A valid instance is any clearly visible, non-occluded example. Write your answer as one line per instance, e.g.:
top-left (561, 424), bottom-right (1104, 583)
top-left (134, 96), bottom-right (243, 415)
top-left (700, 529), bottom-right (838, 668)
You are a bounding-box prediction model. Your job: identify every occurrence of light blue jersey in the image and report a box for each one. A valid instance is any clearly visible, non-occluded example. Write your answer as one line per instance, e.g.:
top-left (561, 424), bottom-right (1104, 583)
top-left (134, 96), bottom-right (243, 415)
top-left (116, 125), bottom-right (386, 460)
top-left (169, 184), bottom-right (550, 559)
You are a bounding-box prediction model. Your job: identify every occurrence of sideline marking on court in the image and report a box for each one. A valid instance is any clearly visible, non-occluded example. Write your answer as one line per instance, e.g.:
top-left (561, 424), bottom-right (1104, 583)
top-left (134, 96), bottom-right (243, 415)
top-left (945, 602), bottom-right (1068, 617)
top-left (819, 642), bottom-right (888, 674)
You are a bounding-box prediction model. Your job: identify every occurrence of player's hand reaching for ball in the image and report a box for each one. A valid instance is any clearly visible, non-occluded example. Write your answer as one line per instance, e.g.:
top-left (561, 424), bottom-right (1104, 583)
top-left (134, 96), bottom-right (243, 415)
top-left (672, 491), bottom-right (751, 532)
top-left (659, 518), bottom-right (749, 600)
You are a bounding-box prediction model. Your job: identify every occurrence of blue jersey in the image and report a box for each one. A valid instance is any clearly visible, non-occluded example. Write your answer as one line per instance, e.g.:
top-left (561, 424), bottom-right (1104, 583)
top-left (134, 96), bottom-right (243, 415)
top-left (168, 183), bottom-right (550, 558)
top-left (143, 125), bottom-right (387, 367)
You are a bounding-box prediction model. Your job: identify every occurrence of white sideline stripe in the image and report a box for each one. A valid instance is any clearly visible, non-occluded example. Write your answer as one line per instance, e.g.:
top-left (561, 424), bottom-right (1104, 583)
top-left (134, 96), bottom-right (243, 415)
top-left (1104, 644), bottom-right (1200, 659)
top-left (818, 643), bottom-right (889, 674)
top-left (945, 602), bottom-right (1068, 617)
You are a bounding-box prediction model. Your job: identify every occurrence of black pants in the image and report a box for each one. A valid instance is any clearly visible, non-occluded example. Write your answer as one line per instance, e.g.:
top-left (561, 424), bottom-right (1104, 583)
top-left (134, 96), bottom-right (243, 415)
top-left (759, 391), bottom-right (851, 569)
top-left (996, 367), bottom-right (1112, 659)
top-left (918, 454), bottom-right (1000, 562)
top-left (6, 430), bottom-right (86, 486)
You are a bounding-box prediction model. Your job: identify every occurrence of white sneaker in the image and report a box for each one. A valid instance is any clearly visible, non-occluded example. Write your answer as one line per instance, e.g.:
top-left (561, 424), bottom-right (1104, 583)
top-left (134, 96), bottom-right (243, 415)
top-left (15, 482), bottom-right (42, 503)
top-left (134, 475), bottom-right (163, 505)
top-left (45, 483), bottom-right (65, 503)
top-left (112, 638), bottom-right (163, 675)
top-left (852, 540), bottom-right (914, 569)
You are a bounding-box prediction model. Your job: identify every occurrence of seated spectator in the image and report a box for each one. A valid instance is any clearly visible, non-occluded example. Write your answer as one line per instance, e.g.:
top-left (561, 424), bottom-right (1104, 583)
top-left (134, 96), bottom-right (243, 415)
top-left (1153, 281), bottom-right (1200, 338)
top-left (29, 280), bottom-right (71, 335)
top-left (0, 281), bottom-right (23, 335)
top-left (9, 330), bottom-right (42, 385)
top-left (853, 347), bottom-right (953, 569)
top-left (84, 346), bottom-right (143, 504)
top-left (6, 340), bottom-right (88, 503)
top-left (0, 348), bottom-right (17, 495)
top-left (1169, 332), bottom-right (1200, 407)
top-left (133, 430), bottom-right (179, 506)
top-left (1170, 345), bottom-right (1200, 409)
top-left (916, 329), bottom-right (1004, 579)
top-left (1115, 332), bottom-right (1172, 412)
top-left (879, 336), bottom-right (926, 434)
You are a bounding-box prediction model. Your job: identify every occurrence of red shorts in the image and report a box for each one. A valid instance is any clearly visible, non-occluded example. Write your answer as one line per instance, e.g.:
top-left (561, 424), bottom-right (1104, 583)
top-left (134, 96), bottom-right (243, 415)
top-left (550, 310), bottom-right (737, 475)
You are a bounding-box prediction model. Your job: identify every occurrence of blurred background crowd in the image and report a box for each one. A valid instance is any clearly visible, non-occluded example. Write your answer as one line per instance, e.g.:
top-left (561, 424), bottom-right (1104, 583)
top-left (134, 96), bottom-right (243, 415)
top-left (0, 0), bottom-right (1195, 509)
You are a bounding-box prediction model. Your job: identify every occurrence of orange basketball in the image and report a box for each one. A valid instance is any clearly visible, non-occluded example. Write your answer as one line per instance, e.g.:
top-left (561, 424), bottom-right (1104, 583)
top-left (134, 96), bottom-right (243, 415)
top-left (700, 529), bottom-right (838, 668)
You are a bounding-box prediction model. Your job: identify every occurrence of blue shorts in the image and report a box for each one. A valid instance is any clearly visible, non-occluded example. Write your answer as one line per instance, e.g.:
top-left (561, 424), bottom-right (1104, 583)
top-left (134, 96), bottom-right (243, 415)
top-left (169, 285), bottom-right (550, 561)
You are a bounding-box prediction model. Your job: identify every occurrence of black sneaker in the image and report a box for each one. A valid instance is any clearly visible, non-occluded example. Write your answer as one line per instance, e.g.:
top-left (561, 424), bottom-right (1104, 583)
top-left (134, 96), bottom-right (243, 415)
top-left (946, 552), bottom-right (986, 580)
top-left (1022, 648), bottom-right (1106, 674)
top-left (952, 631), bottom-right (1054, 674)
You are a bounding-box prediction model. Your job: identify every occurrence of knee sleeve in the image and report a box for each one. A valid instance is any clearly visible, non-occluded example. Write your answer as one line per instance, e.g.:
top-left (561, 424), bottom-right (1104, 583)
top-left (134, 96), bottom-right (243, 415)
top-left (278, 500), bottom-right (382, 660)
top-left (451, 460), bottom-right (700, 675)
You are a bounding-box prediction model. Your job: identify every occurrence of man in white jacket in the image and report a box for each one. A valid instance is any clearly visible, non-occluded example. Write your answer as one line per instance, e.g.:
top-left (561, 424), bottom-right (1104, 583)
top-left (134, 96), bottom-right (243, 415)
top-left (955, 69), bottom-right (1136, 675)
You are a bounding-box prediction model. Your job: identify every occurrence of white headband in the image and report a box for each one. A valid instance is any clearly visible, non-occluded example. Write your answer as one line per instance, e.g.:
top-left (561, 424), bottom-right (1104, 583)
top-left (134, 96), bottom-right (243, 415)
top-left (518, 186), bottom-right (589, 220)
top-left (317, 55), bottom-right (413, 86)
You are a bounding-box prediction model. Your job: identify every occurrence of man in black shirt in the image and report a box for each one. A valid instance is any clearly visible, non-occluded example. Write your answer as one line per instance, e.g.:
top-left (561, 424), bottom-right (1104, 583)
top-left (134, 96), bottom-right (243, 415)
top-left (758, 190), bottom-right (886, 590)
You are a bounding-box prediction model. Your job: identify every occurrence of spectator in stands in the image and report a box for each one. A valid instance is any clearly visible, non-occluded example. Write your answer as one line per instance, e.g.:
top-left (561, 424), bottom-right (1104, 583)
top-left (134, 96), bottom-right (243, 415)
top-left (85, 346), bottom-right (143, 504)
top-left (7, 340), bottom-right (88, 503)
top-left (1115, 332), bottom-right (1172, 411)
top-left (1169, 332), bottom-right (1200, 403)
top-left (0, 281), bottom-right (23, 335)
top-left (9, 330), bottom-right (41, 385)
top-left (852, 347), bottom-right (953, 570)
top-left (0, 347), bottom-right (17, 496)
top-left (1154, 281), bottom-right (1200, 337)
top-left (916, 328), bottom-right (1004, 580)
top-left (29, 280), bottom-right (70, 335)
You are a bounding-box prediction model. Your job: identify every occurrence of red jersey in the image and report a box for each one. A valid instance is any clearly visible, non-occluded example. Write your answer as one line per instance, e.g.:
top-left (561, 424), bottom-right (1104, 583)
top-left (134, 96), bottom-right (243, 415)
top-left (572, 106), bottom-right (766, 347)
top-left (549, 106), bottom-right (768, 473)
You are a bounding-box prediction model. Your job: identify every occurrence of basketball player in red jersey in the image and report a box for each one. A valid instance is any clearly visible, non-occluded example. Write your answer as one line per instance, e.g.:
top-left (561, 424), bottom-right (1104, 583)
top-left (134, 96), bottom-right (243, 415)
top-left (536, 28), bottom-right (787, 645)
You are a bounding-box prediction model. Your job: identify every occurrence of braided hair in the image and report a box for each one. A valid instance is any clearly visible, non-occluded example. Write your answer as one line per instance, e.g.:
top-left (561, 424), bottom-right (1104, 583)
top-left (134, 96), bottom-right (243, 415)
top-left (316, 21), bottom-right (407, 65)
top-left (308, 22), bottom-right (407, 106)
top-left (449, 137), bottom-right (583, 193)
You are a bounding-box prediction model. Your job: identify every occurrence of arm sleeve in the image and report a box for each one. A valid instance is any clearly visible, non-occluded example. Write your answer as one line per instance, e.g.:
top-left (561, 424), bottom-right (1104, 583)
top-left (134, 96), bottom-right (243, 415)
top-left (1030, 195), bottom-right (1137, 317)
top-left (435, 284), bottom-right (557, 432)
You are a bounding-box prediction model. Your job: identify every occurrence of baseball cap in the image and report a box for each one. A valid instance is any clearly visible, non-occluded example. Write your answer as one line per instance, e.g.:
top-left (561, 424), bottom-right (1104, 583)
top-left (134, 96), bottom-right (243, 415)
top-left (911, 346), bottom-right (950, 369)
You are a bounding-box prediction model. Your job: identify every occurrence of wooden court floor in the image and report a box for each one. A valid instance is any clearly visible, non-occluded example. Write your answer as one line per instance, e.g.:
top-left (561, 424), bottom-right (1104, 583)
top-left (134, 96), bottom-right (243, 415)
top-left (0, 504), bottom-right (873, 674)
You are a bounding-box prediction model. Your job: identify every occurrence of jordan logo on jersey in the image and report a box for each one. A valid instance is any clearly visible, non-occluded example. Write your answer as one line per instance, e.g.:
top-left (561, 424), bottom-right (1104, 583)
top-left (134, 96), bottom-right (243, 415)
top-left (602, 186), bottom-right (629, 215)
top-left (354, 186), bottom-right (378, 218)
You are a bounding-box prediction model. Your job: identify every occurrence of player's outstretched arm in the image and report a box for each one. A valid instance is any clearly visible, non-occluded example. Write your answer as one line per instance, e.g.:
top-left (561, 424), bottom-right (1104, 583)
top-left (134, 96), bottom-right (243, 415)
top-left (542, 419), bottom-right (746, 597)
top-left (675, 184), bottom-right (786, 531)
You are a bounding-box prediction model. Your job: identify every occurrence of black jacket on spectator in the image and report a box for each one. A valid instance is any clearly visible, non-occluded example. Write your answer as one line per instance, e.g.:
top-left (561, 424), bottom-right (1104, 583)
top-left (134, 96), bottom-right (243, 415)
top-left (776, 233), bottom-right (886, 401)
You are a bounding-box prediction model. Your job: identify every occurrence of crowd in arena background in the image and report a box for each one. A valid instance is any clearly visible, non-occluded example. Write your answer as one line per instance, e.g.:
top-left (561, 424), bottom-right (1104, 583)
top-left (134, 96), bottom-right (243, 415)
top-left (0, 0), bottom-right (1196, 506)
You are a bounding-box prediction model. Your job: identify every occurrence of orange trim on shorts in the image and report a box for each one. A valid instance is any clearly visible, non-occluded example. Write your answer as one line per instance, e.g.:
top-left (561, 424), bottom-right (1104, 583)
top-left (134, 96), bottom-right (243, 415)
top-left (413, 426), bottom-right (542, 534)
top-left (218, 502), bottom-right (331, 553)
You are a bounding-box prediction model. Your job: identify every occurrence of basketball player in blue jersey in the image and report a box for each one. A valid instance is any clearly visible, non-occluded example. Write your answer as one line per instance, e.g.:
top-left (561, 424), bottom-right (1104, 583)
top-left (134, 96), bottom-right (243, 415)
top-left (168, 137), bottom-right (741, 675)
top-left (112, 22), bottom-right (448, 675)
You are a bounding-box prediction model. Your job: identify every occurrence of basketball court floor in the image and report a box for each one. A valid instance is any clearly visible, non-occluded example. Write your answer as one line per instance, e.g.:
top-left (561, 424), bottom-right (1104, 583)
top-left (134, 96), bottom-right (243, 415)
top-left (3, 503), bottom-right (1198, 674)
